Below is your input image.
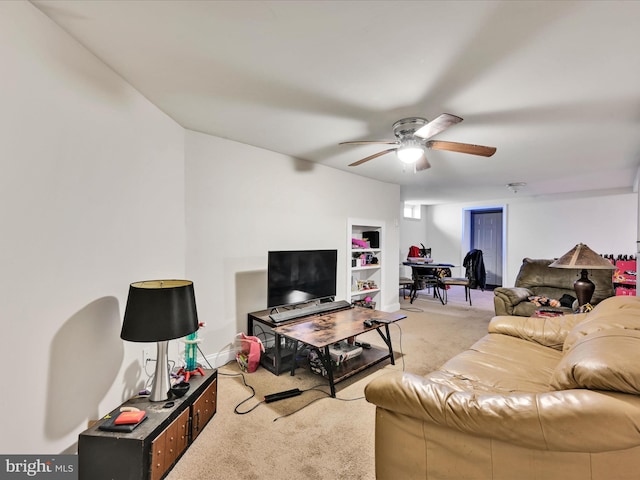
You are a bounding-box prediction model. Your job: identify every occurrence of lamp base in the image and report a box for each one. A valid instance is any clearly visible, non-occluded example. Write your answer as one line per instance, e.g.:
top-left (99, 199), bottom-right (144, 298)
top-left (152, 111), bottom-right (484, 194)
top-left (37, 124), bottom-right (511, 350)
top-left (150, 340), bottom-right (171, 402)
top-left (574, 269), bottom-right (596, 307)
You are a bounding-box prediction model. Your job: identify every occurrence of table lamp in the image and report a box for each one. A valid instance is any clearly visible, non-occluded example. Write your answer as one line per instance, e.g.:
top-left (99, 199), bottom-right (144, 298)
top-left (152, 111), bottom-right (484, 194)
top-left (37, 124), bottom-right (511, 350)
top-left (549, 243), bottom-right (615, 306)
top-left (121, 280), bottom-right (199, 402)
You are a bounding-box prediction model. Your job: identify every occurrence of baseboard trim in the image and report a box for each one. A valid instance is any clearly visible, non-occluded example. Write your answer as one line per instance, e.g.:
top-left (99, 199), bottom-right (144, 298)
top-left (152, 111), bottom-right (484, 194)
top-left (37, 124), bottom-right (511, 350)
top-left (204, 347), bottom-right (235, 369)
top-left (383, 301), bottom-right (401, 312)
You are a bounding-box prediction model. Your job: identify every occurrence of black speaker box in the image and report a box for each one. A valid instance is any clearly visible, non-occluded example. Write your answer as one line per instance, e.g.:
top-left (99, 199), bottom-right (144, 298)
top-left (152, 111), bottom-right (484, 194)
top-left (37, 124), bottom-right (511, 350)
top-left (363, 231), bottom-right (380, 248)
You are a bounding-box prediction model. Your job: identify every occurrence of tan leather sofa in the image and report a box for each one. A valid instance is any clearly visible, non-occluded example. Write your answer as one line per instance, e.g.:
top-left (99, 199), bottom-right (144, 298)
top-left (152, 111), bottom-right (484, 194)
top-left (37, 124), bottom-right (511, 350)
top-left (493, 258), bottom-right (615, 316)
top-left (364, 295), bottom-right (640, 480)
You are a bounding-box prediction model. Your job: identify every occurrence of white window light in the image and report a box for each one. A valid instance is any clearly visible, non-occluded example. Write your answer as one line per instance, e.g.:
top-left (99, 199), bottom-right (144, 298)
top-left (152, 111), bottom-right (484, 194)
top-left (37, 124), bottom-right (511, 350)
top-left (404, 202), bottom-right (421, 219)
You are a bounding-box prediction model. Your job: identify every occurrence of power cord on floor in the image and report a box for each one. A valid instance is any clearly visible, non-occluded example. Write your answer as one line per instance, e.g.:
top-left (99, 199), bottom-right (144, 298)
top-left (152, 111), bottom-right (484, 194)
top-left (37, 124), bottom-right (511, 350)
top-left (393, 322), bottom-right (406, 372)
top-left (225, 370), bottom-right (263, 415)
top-left (219, 322), bottom-right (406, 418)
top-left (217, 361), bottom-right (265, 415)
top-left (220, 363), bottom-right (370, 419)
top-left (272, 387), bottom-right (365, 422)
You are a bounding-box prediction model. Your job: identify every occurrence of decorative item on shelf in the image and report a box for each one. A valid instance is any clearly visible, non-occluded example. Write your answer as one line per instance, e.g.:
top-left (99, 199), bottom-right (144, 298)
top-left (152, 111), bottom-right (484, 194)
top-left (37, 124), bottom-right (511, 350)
top-left (352, 297), bottom-right (376, 309)
top-left (362, 231), bottom-right (380, 248)
top-left (363, 295), bottom-right (376, 309)
top-left (177, 321), bottom-right (206, 382)
top-left (352, 238), bottom-right (369, 248)
top-left (357, 280), bottom-right (377, 291)
top-left (121, 279), bottom-right (199, 402)
top-left (549, 244), bottom-right (616, 307)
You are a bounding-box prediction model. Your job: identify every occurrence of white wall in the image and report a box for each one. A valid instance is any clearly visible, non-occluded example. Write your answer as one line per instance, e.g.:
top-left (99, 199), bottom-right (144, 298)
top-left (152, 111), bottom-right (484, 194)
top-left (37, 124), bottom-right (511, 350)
top-left (0, 3), bottom-right (186, 454)
top-left (184, 131), bottom-right (401, 363)
top-left (423, 190), bottom-right (637, 284)
top-left (0, 3), bottom-right (401, 455)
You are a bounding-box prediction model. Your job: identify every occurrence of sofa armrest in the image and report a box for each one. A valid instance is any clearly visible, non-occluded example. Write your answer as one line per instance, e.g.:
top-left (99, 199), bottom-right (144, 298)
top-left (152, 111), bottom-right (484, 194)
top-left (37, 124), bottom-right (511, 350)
top-left (493, 287), bottom-right (532, 315)
top-left (488, 313), bottom-right (587, 350)
top-left (364, 371), bottom-right (640, 452)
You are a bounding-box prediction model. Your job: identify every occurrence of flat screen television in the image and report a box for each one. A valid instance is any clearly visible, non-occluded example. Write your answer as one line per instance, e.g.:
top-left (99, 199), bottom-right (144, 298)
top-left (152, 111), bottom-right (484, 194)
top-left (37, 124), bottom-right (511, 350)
top-left (267, 249), bottom-right (337, 308)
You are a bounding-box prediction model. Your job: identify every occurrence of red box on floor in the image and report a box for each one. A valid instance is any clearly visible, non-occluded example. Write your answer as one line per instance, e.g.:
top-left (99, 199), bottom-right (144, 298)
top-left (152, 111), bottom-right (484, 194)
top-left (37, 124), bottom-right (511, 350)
top-left (616, 286), bottom-right (635, 296)
top-left (613, 259), bottom-right (636, 286)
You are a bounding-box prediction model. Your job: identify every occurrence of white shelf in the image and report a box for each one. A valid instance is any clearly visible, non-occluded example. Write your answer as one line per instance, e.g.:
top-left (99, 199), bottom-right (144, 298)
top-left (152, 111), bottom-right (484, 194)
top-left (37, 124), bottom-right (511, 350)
top-left (352, 265), bottom-right (380, 271)
top-left (351, 288), bottom-right (380, 296)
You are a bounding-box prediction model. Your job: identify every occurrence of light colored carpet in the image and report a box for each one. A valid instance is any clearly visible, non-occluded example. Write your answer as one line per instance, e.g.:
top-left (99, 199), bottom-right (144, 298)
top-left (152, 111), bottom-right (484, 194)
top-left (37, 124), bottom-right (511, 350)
top-left (166, 288), bottom-right (496, 480)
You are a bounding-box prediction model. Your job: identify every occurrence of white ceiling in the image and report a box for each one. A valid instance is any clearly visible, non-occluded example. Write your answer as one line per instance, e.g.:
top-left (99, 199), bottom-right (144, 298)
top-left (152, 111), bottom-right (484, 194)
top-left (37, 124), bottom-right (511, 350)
top-left (31, 0), bottom-right (640, 204)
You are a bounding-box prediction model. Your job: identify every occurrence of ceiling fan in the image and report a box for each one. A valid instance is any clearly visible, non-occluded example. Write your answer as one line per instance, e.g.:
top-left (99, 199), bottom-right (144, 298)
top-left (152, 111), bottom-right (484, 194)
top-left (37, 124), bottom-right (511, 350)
top-left (340, 114), bottom-right (496, 171)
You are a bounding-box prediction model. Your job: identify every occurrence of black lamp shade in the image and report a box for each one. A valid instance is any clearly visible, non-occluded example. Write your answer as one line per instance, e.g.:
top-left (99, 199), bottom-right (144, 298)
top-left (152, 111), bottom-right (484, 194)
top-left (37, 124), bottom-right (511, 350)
top-left (121, 280), bottom-right (199, 342)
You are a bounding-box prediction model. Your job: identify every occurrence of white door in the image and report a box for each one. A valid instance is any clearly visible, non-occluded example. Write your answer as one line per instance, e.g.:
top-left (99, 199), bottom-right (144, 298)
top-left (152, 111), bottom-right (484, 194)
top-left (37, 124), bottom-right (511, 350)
top-left (471, 210), bottom-right (503, 287)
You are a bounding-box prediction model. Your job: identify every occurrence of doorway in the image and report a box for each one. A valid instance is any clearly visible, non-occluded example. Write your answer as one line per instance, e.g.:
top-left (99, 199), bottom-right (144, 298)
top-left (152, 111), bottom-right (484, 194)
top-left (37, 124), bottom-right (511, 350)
top-left (463, 206), bottom-right (506, 289)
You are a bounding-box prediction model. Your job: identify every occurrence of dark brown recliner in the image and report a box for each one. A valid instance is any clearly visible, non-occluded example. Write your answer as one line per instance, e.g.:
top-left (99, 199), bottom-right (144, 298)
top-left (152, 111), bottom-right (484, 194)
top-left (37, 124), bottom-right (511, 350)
top-left (493, 258), bottom-right (615, 316)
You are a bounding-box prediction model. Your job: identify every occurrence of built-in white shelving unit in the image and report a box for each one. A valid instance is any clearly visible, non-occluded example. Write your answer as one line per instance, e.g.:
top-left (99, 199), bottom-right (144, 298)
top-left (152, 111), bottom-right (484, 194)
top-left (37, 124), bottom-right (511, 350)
top-left (348, 219), bottom-right (384, 308)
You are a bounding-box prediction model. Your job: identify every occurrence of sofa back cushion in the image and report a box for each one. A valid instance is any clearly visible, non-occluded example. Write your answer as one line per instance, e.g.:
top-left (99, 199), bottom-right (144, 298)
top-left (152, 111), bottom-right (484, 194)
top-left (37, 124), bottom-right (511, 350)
top-left (550, 296), bottom-right (640, 394)
top-left (515, 258), bottom-right (614, 304)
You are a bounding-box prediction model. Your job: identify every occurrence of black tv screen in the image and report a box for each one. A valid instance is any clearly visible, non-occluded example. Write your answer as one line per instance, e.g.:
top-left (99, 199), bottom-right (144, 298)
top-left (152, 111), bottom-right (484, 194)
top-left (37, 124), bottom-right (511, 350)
top-left (267, 249), bottom-right (337, 308)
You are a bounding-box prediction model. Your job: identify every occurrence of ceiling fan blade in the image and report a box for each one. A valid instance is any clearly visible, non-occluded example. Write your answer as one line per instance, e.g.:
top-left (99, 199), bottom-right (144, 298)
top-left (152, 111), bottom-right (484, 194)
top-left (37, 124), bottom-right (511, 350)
top-left (415, 153), bottom-right (431, 171)
top-left (427, 140), bottom-right (496, 157)
top-left (348, 148), bottom-right (397, 167)
top-left (339, 140), bottom-right (398, 146)
top-left (414, 113), bottom-right (463, 140)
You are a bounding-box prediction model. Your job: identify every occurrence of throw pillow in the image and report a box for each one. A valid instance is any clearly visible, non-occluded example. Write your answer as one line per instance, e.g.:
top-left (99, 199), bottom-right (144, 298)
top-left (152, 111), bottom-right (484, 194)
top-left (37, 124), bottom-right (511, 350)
top-left (559, 293), bottom-right (576, 308)
top-left (528, 295), bottom-right (560, 308)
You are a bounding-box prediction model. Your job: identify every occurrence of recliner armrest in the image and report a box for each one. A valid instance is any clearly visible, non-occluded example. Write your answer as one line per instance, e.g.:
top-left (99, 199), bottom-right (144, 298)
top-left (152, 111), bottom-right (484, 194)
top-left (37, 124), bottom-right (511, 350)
top-left (494, 287), bottom-right (532, 305)
top-left (493, 287), bottom-right (532, 315)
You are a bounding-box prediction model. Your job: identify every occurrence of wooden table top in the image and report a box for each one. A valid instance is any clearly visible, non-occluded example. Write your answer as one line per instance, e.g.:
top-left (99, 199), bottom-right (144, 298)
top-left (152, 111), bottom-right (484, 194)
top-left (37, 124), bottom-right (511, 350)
top-left (272, 307), bottom-right (405, 348)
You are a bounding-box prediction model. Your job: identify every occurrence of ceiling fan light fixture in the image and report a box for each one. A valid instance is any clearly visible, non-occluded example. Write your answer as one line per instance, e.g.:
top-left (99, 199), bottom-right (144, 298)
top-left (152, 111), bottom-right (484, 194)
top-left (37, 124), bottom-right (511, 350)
top-left (397, 145), bottom-right (423, 164)
top-left (341, 113), bottom-right (496, 169)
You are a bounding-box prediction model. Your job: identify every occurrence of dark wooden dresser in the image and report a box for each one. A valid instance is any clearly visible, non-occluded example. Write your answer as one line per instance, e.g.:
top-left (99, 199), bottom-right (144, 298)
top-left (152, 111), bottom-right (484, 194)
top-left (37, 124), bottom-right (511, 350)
top-left (78, 369), bottom-right (217, 480)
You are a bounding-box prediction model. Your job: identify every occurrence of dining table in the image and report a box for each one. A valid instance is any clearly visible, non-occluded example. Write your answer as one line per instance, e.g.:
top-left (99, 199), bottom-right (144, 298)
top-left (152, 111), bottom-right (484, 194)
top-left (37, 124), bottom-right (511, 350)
top-left (402, 261), bottom-right (455, 304)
